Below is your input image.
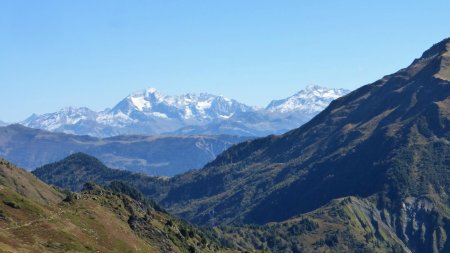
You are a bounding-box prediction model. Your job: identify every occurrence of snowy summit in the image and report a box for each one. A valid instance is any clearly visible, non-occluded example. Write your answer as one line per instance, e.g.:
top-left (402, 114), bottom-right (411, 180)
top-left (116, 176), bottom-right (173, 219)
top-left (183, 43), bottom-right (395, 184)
top-left (266, 85), bottom-right (350, 114)
top-left (21, 86), bottom-right (350, 137)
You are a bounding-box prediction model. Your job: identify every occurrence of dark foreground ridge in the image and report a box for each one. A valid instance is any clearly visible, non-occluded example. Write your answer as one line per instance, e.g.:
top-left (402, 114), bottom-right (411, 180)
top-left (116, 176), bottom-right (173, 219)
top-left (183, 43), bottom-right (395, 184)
top-left (0, 158), bottom-right (233, 252)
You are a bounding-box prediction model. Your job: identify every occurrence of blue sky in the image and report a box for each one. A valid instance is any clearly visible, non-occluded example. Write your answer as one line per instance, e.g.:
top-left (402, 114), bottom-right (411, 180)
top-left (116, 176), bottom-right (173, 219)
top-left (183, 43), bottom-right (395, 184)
top-left (1, 0), bottom-right (449, 122)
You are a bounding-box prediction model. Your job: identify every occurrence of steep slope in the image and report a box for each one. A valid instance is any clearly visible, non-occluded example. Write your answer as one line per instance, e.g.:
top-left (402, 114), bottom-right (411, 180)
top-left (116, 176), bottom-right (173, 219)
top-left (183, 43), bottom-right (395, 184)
top-left (0, 159), bottom-right (234, 253)
top-left (21, 86), bottom-right (349, 137)
top-left (156, 38), bottom-right (450, 226)
top-left (0, 159), bottom-right (63, 205)
top-left (213, 197), bottom-right (412, 253)
top-left (0, 124), bottom-right (248, 176)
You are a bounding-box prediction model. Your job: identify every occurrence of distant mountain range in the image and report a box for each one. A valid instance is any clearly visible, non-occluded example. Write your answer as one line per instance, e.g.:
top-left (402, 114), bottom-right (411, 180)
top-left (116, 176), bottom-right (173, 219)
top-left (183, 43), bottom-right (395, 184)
top-left (0, 124), bottom-right (248, 176)
top-left (21, 85), bottom-right (350, 137)
top-left (0, 120), bottom-right (7, 126)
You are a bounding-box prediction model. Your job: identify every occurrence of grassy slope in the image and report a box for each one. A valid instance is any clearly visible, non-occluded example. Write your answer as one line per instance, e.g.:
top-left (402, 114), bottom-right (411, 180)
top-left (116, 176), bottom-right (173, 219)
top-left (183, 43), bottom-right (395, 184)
top-left (0, 159), bottom-right (64, 205)
top-left (0, 186), bottom-right (158, 253)
top-left (0, 160), bottom-right (237, 253)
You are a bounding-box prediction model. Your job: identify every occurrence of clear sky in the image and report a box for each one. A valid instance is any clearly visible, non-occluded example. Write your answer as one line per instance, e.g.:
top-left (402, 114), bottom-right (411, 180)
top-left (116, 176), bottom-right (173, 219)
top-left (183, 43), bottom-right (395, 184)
top-left (1, 0), bottom-right (449, 122)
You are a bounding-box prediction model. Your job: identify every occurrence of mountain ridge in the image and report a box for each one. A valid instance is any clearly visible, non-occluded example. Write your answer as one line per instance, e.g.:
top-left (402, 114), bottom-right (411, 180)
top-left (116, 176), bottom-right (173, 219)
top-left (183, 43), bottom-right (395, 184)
top-left (0, 124), bottom-right (248, 176)
top-left (32, 152), bottom-right (162, 193)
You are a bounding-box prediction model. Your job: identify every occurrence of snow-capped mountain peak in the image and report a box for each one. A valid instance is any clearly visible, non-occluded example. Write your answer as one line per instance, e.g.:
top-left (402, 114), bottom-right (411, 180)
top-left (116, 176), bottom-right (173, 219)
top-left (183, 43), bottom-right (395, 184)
top-left (106, 89), bottom-right (255, 123)
top-left (303, 84), bottom-right (347, 99)
top-left (22, 107), bottom-right (97, 131)
top-left (126, 87), bottom-right (165, 111)
top-left (266, 85), bottom-right (350, 114)
top-left (20, 85), bottom-right (351, 137)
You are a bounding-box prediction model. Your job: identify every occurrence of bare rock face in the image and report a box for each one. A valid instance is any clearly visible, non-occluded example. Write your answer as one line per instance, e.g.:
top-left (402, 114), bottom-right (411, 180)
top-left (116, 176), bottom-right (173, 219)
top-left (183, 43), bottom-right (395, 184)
top-left (438, 55), bottom-right (450, 81)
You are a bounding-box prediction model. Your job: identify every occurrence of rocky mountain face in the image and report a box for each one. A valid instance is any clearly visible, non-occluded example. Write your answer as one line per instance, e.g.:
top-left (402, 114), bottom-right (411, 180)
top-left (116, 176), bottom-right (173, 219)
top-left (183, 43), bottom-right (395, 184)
top-left (21, 86), bottom-right (350, 137)
top-left (213, 197), bottom-right (412, 252)
top-left (0, 159), bottom-right (232, 253)
top-left (0, 124), bottom-right (248, 176)
top-left (33, 39), bottom-right (450, 253)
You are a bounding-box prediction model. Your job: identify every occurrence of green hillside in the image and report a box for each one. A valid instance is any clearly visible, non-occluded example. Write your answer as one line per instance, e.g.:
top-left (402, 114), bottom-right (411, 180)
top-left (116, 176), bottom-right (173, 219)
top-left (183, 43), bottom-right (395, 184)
top-left (0, 159), bottom-right (235, 253)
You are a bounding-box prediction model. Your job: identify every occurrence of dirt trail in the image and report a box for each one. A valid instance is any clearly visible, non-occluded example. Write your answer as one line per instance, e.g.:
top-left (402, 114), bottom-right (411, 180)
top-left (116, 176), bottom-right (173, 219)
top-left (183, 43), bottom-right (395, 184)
top-left (4, 216), bottom-right (54, 230)
top-left (4, 209), bottom-right (64, 230)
